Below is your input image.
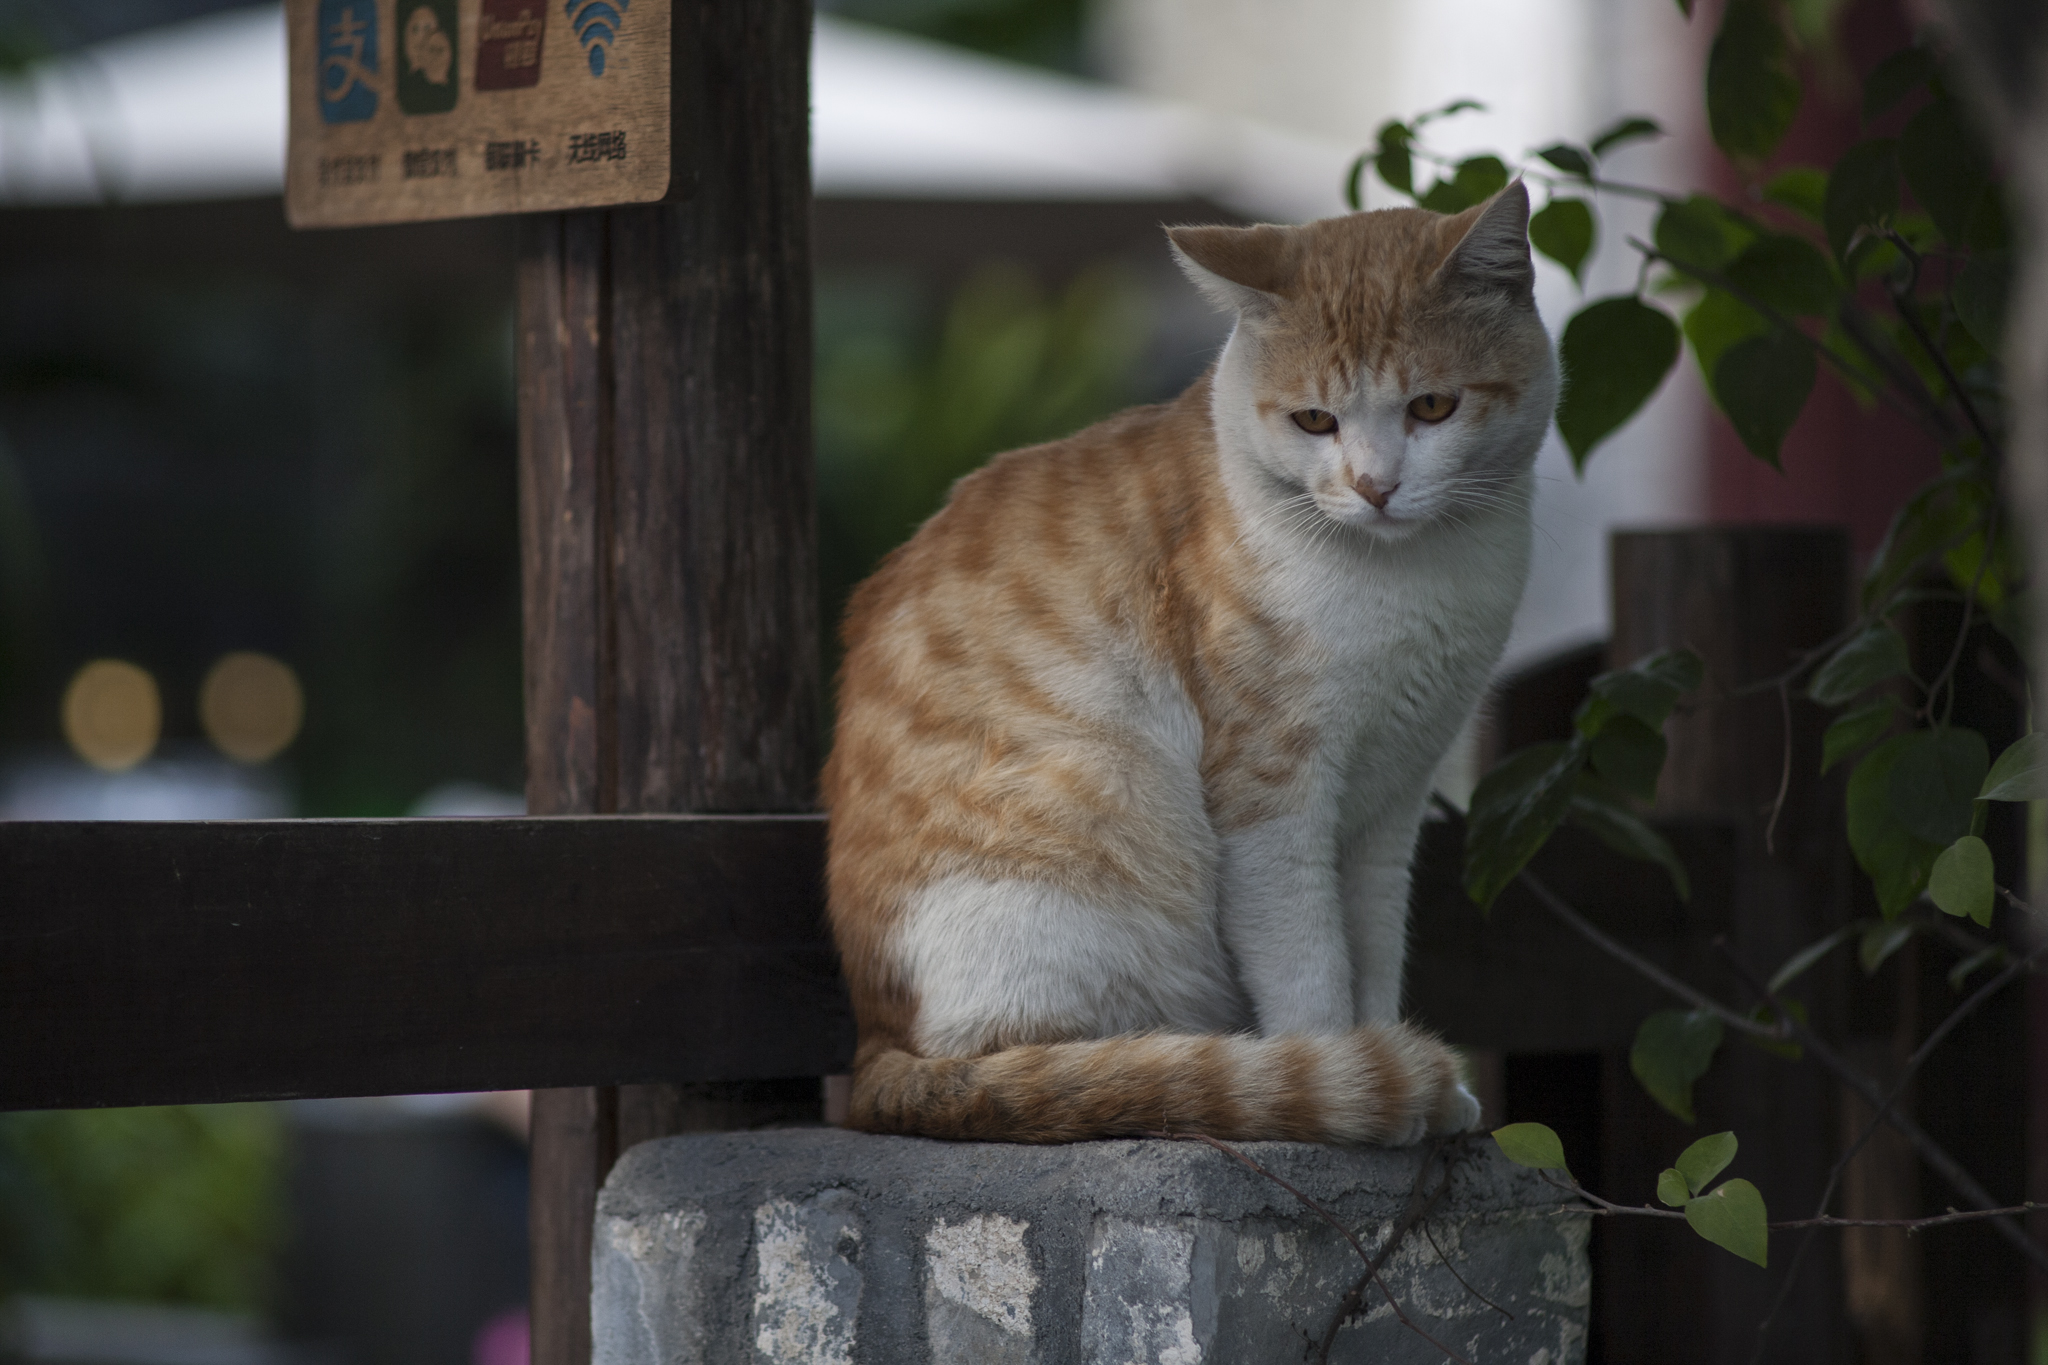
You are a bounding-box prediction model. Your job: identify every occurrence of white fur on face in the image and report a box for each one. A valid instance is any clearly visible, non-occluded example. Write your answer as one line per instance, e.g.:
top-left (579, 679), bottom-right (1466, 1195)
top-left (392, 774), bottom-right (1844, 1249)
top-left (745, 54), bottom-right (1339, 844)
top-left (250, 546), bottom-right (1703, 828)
top-left (1215, 325), bottom-right (1559, 543)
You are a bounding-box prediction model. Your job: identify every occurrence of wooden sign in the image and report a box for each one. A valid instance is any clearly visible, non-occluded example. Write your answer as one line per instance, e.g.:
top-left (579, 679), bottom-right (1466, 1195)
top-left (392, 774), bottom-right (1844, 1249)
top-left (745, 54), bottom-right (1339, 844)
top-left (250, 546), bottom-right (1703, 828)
top-left (286, 0), bottom-right (672, 227)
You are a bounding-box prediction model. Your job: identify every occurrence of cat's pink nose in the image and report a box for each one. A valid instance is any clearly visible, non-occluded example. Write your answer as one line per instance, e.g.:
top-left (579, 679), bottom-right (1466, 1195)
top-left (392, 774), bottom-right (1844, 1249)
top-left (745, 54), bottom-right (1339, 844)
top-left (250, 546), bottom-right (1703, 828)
top-left (1353, 475), bottom-right (1398, 510)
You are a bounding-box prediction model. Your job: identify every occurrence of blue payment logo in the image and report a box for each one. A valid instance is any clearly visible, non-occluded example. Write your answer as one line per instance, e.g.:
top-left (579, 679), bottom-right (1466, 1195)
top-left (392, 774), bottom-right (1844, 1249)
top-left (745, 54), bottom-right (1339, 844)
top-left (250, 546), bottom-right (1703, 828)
top-left (564, 0), bottom-right (628, 77)
top-left (317, 0), bottom-right (380, 122)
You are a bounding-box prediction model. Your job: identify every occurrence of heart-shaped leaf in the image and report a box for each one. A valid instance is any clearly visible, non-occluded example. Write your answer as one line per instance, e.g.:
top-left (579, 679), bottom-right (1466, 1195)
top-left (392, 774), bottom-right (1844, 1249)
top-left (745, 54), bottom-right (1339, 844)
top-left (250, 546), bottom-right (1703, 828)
top-left (1530, 198), bottom-right (1596, 284)
top-left (1929, 835), bottom-right (1995, 927)
top-left (1658, 1168), bottom-right (1692, 1208)
top-left (1707, 0), bottom-right (1800, 161)
top-left (1631, 1009), bottom-right (1724, 1124)
top-left (1536, 143), bottom-right (1594, 178)
top-left (1675, 1131), bottom-right (1739, 1194)
top-left (1724, 236), bottom-right (1841, 317)
top-left (1492, 1122), bottom-right (1570, 1174)
top-left (1980, 732), bottom-right (2048, 801)
top-left (1589, 115), bottom-right (1665, 157)
top-left (1464, 742), bottom-right (1583, 910)
top-left (1556, 297), bottom-right (1682, 468)
top-left (1808, 626), bottom-right (1909, 706)
top-left (1848, 736), bottom-right (1946, 917)
top-left (1684, 1178), bottom-right (1769, 1267)
top-left (1712, 327), bottom-right (1816, 467)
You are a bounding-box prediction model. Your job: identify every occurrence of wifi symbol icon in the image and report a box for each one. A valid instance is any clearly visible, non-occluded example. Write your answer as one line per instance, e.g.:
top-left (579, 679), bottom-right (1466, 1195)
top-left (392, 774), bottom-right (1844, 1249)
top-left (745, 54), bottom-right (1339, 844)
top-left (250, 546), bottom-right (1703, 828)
top-left (564, 0), bottom-right (627, 76)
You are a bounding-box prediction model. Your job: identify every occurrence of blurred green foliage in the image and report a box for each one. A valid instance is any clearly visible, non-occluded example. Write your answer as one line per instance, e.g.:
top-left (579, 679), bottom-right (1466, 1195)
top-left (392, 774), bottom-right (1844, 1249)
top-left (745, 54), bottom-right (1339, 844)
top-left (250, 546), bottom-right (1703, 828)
top-left (826, 0), bottom-right (1087, 72)
top-left (816, 262), bottom-right (1152, 661)
top-left (0, 1105), bottom-right (281, 1309)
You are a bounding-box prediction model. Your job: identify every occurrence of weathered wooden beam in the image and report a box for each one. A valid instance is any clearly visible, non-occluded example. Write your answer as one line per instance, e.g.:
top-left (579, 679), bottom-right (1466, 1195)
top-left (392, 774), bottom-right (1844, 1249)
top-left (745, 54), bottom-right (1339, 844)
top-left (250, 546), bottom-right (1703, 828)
top-left (0, 815), bottom-right (849, 1113)
top-left (0, 808), bottom-right (1745, 1117)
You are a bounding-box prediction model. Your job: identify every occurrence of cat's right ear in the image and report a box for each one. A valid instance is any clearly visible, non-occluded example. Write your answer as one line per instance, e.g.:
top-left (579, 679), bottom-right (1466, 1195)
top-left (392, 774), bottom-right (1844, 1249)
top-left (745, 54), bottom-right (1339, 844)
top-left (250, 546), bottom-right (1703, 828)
top-left (1166, 224), bottom-right (1298, 315)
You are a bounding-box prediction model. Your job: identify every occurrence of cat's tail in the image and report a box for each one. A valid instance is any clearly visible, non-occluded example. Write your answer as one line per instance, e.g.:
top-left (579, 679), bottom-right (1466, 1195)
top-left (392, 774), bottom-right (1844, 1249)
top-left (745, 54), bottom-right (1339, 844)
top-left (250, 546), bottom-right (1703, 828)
top-left (846, 1026), bottom-right (1481, 1145)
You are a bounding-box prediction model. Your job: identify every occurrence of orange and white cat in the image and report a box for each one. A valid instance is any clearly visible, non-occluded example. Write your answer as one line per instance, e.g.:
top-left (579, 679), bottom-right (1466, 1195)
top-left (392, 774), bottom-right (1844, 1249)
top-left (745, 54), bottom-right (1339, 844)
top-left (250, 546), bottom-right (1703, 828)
top-left (823, 184), bottom-right (1557, 1144)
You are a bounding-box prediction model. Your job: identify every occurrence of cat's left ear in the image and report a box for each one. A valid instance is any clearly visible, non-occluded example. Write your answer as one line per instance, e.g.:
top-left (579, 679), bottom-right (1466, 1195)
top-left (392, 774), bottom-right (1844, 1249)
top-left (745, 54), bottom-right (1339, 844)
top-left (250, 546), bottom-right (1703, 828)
top-left (1166, 223), bottom-right (1299, 315)
top-left (1436, 180), bottom-right (1536, 301)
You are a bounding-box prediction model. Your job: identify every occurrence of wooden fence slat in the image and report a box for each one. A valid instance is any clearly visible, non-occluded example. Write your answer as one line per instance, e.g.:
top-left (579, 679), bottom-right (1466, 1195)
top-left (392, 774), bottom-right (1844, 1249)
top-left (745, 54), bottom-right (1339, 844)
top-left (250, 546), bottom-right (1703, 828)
top-left (0, 815), bottom-right (849, 1112)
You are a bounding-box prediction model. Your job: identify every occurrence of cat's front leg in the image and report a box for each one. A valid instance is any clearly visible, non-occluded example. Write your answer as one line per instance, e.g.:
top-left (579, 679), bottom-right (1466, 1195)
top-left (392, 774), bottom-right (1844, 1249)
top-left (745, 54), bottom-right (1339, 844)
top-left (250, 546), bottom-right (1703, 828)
top-left (1217, 814), bottom-right (1352, 1035)
top-left (1341, 795), bottom-right (1430, 1027)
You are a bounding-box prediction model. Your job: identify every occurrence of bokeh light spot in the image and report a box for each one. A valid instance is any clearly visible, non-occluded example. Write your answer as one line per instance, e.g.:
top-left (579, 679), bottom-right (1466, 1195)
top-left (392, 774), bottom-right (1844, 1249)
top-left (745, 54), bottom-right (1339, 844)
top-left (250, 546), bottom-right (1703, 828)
top-left (199, 652), bottom-right (305, 765)
top-left (61, 660), bottom-right (163, 772)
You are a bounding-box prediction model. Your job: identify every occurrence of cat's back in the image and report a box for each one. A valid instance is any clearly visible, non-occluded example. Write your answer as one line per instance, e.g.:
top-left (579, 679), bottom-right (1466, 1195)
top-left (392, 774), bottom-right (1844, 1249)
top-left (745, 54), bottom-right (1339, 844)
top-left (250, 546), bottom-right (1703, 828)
top-left (836, 379), bottom-right (1221, 673)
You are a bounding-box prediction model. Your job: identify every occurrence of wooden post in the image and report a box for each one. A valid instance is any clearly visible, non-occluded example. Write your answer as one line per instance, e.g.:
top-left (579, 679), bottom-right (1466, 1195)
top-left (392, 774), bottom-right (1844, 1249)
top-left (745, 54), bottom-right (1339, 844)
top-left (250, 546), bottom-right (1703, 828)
top-left (515, 6), bottom-right (817, 1363)
top-left (1605, 528), bottom-right (1852, 1363)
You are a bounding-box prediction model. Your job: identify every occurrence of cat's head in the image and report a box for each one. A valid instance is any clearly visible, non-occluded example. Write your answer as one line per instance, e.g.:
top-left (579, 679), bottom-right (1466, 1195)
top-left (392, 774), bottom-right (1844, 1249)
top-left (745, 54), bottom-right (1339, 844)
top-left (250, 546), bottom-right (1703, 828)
top-left (1168, 185), bottom-right (1558, 540)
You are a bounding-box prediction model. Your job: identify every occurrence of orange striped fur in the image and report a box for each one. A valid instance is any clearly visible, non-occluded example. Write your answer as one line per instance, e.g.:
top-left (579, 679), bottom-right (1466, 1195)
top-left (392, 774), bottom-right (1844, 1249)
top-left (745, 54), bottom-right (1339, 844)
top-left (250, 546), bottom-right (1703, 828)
top-left (824, 187), bottom-right (1558, 1144)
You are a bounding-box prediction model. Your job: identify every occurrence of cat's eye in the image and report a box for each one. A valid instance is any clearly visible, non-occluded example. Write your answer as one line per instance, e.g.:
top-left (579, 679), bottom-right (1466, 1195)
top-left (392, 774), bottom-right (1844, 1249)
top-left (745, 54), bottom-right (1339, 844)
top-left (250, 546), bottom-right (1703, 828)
top-left (1407, 393), bottom-right (1459, 423)
top-left (1292, 409), bottom-right (1338, 435)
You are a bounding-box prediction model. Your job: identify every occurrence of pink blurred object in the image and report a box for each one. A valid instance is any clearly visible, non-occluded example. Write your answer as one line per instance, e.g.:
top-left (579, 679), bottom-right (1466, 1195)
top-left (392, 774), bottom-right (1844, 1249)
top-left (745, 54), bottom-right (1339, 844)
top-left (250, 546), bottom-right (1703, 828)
top-left (472, 1307), bottom-right (530, 1365)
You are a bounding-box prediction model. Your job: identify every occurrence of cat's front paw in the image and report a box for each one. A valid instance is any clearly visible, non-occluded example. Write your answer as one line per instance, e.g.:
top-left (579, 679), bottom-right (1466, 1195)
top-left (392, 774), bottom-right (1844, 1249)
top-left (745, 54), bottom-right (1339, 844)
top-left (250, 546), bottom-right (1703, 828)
top-left (1428, 1080), bottom-right (1483, 1136)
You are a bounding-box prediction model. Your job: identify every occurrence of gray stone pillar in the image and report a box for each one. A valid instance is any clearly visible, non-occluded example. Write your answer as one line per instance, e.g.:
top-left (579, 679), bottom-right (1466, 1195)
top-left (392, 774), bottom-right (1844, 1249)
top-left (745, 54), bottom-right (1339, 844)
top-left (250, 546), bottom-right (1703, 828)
top-left (592, 1130), bottom-right (1588, 1364)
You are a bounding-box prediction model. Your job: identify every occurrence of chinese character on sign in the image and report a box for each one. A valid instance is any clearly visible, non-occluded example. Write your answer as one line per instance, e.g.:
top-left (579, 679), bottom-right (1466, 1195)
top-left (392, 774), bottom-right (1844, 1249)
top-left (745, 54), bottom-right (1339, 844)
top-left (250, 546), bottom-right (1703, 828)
top-left (397, 0), bottom-right (459, 114)
top-left (317, 0), bottom-right (380, 123)
top-left (402, 147), bottom-right (458, 178)
top-left (566, 131), bottom-right (627, 164)
top-left (484, 140), bottom-right (542, 171)
top-left (318, 154), bottom-right (381, 185)
top-left (476, 0), bottom-right (547, 90)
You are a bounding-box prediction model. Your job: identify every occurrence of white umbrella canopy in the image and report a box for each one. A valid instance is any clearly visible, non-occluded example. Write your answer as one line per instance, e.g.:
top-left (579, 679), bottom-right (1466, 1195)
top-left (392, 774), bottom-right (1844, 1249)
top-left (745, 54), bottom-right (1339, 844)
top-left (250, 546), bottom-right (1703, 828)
top-left (0, 4), bottom-right (1356, 219)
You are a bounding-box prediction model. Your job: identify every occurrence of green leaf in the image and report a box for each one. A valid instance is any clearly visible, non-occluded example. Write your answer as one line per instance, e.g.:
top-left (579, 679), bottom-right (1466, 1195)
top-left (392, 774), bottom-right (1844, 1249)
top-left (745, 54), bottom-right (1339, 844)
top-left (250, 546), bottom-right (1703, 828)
top-left (1862, 473), bottom-right (1988, 612)
top-left (1848, 735), bottom-right (1946, 917)
top-left (1530, 198), bottom-right (1596, 284)
top-left (1656, 195), bottom-right (1749, 271)
top-left (1576, 648), bottom-right (1704, 736)
top-left (1536, 143), bottom-right (1595, 178)
top-left (1683, 289), bottom-right (1770, 383)
top-left (1568, 779), bottom-right (1692, 901)
top-left (1343, 154), bottom-right (1368, 212)
top-left (1419, 155), bottom-right (1511, 214)
top-left (1712, 328), bottom-right (1816, 467)
top-left (1630, 1009), bottom-right (1724, 1124)
top-left (1723, 235), bottom-right (1841, 317)
top-left (1684, 1178), bottom-right (1769, 1267)
top-left (1886, 727), bottom-right (1989, 845)
top-left (1658, 1168), bottom-right (1692, 1207)
top-left (1822, 699), bottom-right (1899, 772)
top-left (1589, 116), bottom-right (1667, 157)
top-left (1859, 919), bottom-right (1915, 974)
top-left (1762, 167), bottom-right (1828, 222)
top-left (1862, 46), bottom-right (1935, 123)
top-left (1374, 121), bottom-right (1414, 195)
top-left (1929, 834), bottom-right (1995, 926)
top-left (1947, 943), bottom-right (2007, 991)
top-left (1953, 252), bottom-right (2011, 357)
top-left (1899, 97), bottom-right (1994, 248)
top-left (1768, 924), bottom-right (1860, 993)
top-left (1981, 732), bottom-right (2048, 801)
top-left (1675, 1132), bottom-right (1739, 1194)
top-left (1707, 0), bottom-right (1800, 160)
top-left (1823, 139), bottom-right (1899, 262)
top-left (1555, 297), bottom-right (1682, 468)
top-left (1587, 715), bottom-right (1667, 801)
top-left (1415, 97), bottom-right (1486, 126)
top-left (1464, 742), bottom-right (1584, 910)
top-left (1808, 625), bottom-right (1910, 706)
top-left (1492, 1122), bottom-right (1570, 1173)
